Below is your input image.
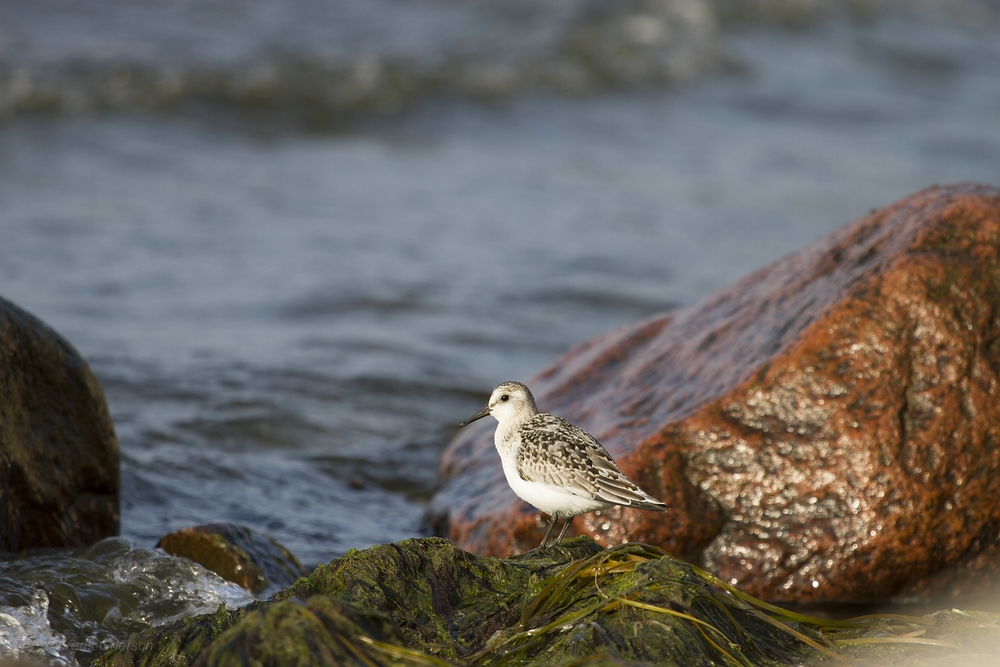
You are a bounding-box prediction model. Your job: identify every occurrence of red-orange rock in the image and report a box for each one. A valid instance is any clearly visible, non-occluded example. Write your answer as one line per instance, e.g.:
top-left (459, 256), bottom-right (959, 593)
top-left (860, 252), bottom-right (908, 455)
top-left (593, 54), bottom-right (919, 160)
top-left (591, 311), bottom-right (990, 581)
top-left (429, 183), bottom-right (1000, 603)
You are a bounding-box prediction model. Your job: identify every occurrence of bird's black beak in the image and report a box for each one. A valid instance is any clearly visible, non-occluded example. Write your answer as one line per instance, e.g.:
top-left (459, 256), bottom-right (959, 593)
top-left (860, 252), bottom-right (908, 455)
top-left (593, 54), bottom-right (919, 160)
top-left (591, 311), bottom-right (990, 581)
top-left (459, 405), bottom-right (491, 427)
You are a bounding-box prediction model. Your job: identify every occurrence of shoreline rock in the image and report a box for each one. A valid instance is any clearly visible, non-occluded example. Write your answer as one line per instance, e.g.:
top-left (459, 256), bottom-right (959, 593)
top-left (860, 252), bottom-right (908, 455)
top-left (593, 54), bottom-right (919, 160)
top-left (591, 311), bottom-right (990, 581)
top-left (0, 295), bottom-right (119, 551)
top-left (430, 183), bottom-right (1000, 604)
top-left (94, 536), bottom-right (1000, 667)
top-left (156, 523), bottom-right (307, 594)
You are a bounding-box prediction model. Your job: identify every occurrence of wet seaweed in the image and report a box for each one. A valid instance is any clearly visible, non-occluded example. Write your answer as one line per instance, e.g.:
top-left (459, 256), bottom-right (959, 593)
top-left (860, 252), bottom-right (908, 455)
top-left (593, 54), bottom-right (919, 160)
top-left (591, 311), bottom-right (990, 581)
top-left (95, 537), bottom-right (1000, 667)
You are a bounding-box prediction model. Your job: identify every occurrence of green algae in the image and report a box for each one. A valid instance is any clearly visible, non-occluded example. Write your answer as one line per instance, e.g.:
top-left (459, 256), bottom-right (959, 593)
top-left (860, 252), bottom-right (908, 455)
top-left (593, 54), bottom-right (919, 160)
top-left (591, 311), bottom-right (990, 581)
top-left (200, 597), bottom-right (443, 667)
top-left (98, 602), bottom-right (251, 667)
top-left (94, 537), bottom-right (1000, 667)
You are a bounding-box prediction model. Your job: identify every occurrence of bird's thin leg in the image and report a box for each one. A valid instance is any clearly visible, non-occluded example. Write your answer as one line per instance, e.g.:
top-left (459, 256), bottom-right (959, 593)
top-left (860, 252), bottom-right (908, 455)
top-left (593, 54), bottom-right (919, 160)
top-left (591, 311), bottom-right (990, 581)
top-left (554, 516), bottom-right (573, 544)
top-left (539, 515), bottom-right (558, 548)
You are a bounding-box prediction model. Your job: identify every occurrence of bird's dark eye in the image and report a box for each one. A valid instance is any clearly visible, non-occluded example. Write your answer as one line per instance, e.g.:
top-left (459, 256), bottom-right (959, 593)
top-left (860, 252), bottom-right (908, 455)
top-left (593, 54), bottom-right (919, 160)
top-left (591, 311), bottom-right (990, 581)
top-left (500, 394), bottom-right (509, 402)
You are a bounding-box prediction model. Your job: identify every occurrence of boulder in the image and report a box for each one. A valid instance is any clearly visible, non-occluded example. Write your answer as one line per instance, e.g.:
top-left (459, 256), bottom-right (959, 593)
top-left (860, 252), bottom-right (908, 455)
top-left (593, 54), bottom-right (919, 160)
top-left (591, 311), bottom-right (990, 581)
top-left (97, 537), bottom-right (993, 667)
top-left (156, 523), bottom-right (307, 594)
top-left (0, 295), bottom-right (118, 550)
top-left (429, 183), bottom-right (1000, 603)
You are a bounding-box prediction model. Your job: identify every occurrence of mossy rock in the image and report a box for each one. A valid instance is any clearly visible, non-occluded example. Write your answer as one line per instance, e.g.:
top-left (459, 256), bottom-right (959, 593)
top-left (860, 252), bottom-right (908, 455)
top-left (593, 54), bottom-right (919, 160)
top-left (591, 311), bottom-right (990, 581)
top-left (157, 523), bottom-right (307, 593)
top-left (200, 597), bottom-right (418, 667)
top-left (96, 537), bottom-right (1000, 667)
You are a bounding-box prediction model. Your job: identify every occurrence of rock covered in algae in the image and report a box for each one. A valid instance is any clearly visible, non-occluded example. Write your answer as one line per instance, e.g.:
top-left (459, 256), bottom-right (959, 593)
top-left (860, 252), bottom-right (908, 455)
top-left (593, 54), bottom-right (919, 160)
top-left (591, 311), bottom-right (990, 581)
top-left (157, 523), bottom-right (307, 594)
top-left (94, 536), bottom-right (1000, 667)
top-left (431, 183), bottom-right (1000, 604)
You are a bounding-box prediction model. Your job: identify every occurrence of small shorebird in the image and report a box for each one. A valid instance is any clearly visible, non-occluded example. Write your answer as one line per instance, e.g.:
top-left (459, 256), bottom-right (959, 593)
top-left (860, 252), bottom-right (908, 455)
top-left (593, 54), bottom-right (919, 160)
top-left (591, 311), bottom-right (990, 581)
top-left (460, 381), bottom-right (668, 548)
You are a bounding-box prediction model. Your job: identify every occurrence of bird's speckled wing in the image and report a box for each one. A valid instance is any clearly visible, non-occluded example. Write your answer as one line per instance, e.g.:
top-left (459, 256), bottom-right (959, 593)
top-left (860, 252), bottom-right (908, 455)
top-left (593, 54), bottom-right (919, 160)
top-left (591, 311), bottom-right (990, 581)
top-left (515, 413), bottom-right (666, 510)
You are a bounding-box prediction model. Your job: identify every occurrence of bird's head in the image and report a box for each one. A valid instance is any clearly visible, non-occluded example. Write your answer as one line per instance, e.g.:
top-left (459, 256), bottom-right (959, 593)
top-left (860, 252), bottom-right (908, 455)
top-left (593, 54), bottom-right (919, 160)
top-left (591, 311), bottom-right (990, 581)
top-left (460, 381), bottom-right (538, 427)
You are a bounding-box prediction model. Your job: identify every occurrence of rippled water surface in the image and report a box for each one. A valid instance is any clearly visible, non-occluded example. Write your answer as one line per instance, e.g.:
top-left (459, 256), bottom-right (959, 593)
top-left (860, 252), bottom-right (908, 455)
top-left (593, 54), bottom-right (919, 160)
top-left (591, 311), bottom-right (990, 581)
top-left (1, 3), bottom-right (1000, 663)
top-left (2, 13), bottom-right (999, 566)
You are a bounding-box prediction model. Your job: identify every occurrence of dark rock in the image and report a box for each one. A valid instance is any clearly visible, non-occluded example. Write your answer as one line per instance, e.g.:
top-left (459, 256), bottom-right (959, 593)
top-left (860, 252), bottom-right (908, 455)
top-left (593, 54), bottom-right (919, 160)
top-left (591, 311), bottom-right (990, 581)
top-left (157, 523), bottom-right (306, 594)
top-left (0, 295), bottom-right (118, 551)
top-left (94, 537), bottom-right (1000, 667)
top-left (430, 183), bottom-right (1000, 603)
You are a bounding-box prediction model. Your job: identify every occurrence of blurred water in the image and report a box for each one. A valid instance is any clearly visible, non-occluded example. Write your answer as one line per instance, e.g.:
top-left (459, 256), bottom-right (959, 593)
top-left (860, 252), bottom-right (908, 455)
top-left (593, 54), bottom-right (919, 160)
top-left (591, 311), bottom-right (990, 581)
top-left (0, 0), bottom-right (721, 123)
top-left (0, 3), bottom-right (999, 663)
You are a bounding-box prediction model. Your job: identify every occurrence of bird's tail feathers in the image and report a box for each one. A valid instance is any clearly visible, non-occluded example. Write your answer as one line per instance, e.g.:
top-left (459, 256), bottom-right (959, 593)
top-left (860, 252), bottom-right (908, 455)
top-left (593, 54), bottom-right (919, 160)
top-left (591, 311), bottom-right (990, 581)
top-left (634, 497), bottom-right (669, 512)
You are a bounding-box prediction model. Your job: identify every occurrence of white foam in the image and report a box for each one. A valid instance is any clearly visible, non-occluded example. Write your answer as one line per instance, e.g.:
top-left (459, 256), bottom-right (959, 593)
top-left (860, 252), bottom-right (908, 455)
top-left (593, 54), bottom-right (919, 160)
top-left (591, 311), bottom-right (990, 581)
top-left (0, 588), bottom-right (77, 666)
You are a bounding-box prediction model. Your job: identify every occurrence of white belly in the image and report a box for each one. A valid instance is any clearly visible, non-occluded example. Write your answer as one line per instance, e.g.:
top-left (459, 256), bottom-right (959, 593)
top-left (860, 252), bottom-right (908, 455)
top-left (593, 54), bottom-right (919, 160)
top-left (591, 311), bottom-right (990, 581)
top-left (499, 450), bottom-right (611, 518)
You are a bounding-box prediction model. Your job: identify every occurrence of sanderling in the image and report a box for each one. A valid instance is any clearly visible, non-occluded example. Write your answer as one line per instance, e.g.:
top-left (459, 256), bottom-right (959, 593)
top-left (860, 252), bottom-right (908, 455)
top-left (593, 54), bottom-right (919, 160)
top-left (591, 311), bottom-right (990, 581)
top-left (460, 381), bottom-right (668, 548)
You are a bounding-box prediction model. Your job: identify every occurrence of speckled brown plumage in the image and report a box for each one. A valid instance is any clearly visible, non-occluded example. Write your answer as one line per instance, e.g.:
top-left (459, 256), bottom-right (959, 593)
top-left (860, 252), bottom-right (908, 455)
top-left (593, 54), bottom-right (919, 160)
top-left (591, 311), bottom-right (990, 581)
top-left (458, 381), bottom-right (667, 547)
top-left (516, 414), bottom-right (664, 509)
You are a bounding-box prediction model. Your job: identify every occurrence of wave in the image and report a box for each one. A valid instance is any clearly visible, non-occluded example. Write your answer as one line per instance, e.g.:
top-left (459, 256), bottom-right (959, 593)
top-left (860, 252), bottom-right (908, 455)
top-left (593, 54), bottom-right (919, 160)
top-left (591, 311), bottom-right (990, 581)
top-left (0, 0), bottom-right (723, 124)
top-left (0, 0), bottom-right (992, 125)
top-left (0, 538), bottom-right (253, 665)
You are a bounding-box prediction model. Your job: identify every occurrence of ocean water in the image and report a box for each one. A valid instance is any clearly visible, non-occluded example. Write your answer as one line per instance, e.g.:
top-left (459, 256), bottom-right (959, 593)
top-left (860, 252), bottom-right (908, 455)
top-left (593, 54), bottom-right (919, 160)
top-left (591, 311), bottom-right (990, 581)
top-left (1, 1), bottom-right (999, 663)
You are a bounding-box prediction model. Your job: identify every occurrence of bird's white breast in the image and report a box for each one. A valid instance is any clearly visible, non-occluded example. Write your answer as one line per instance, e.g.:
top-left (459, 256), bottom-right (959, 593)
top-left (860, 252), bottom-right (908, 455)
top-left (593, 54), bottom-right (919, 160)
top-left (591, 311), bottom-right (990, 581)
top-left (495, 428), bottom-right (611, 518)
